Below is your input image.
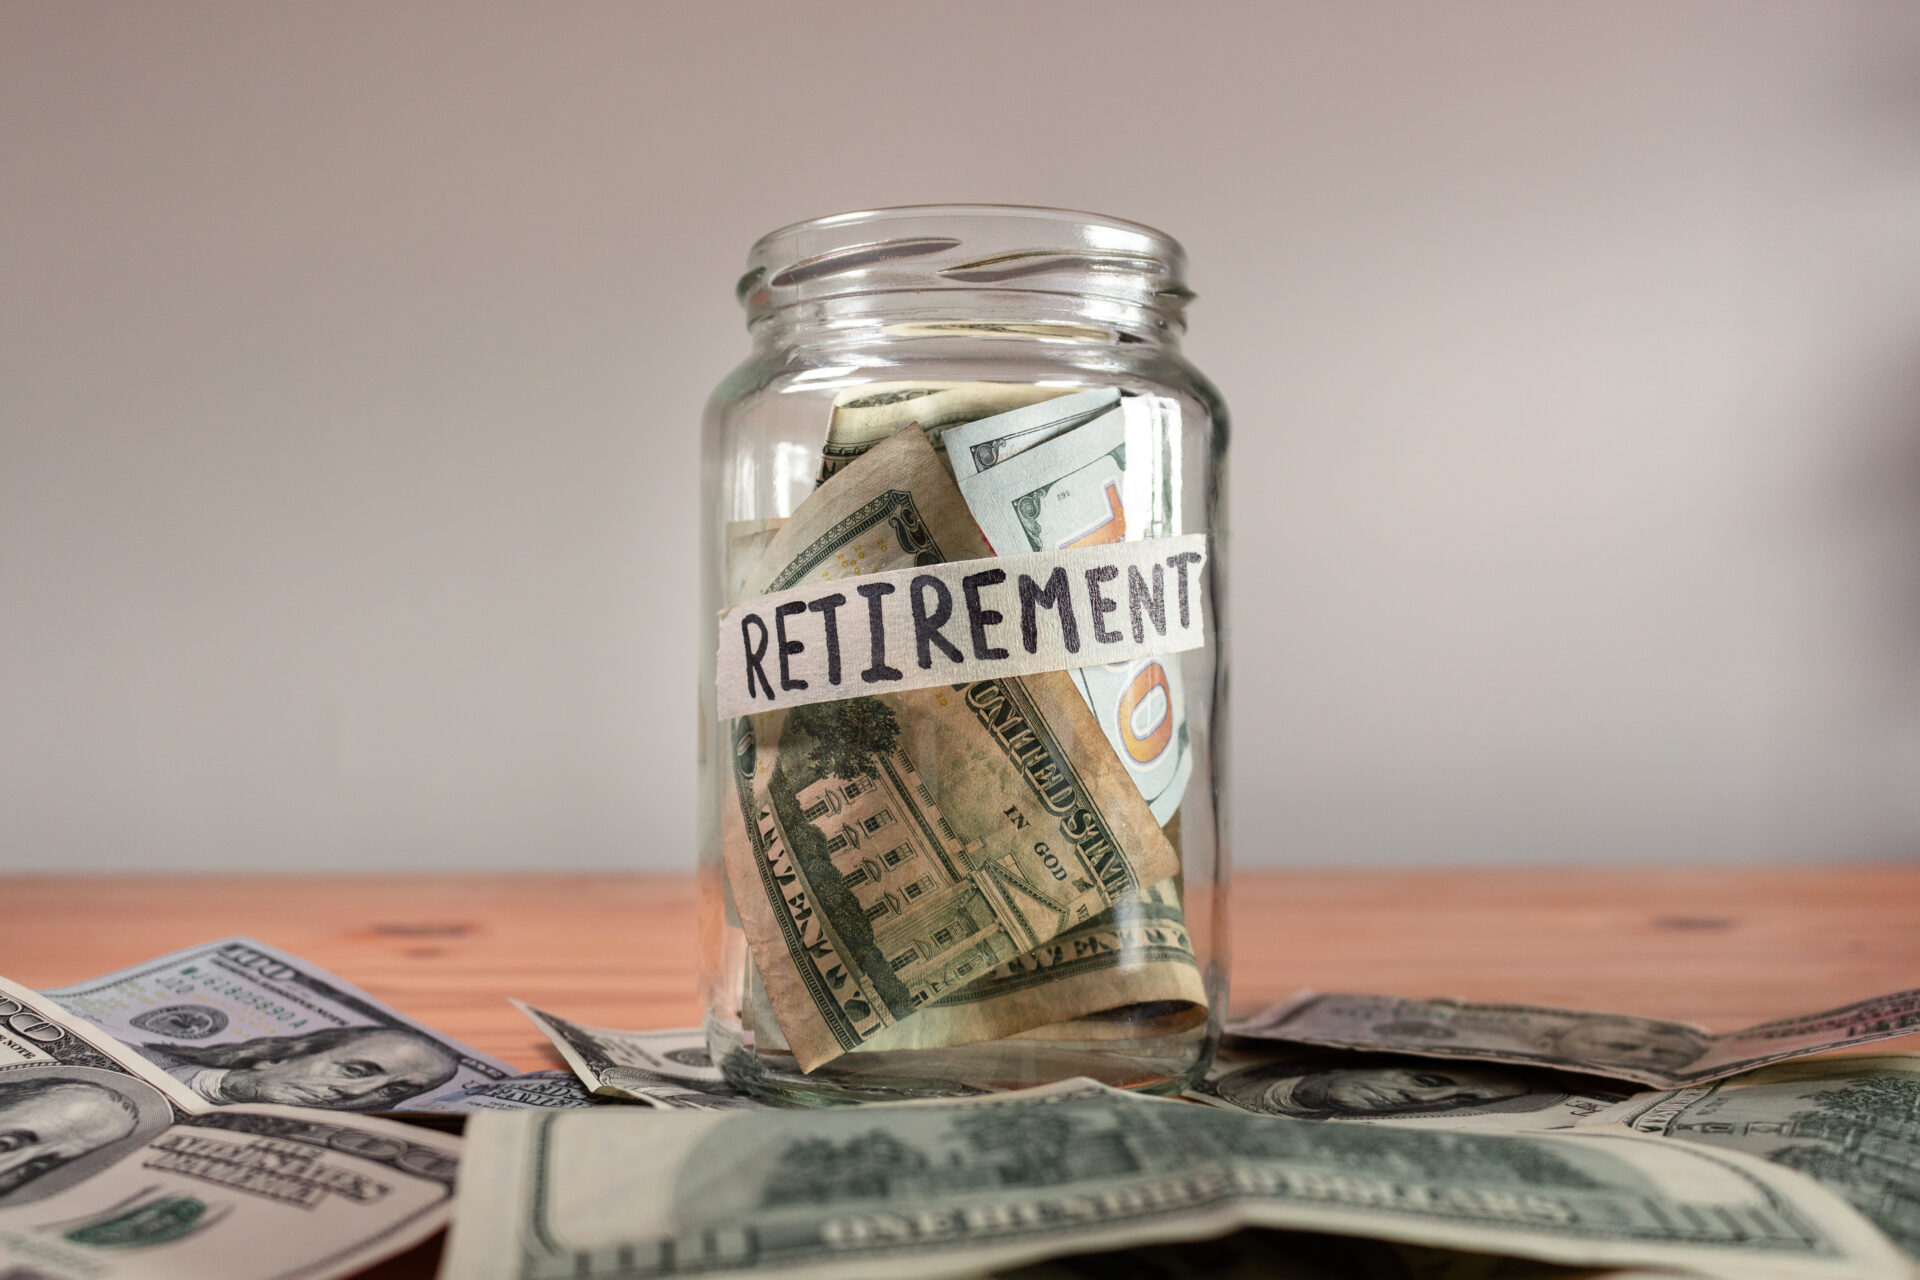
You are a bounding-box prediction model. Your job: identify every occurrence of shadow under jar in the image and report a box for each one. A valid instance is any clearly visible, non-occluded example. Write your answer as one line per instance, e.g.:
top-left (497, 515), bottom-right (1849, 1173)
top-left (697, 205), bottom-right (1230, 1105)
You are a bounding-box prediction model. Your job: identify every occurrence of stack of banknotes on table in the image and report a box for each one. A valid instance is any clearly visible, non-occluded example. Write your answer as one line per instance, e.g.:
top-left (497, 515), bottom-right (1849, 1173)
top-left (1, 935), bottom-right (1916, 1279)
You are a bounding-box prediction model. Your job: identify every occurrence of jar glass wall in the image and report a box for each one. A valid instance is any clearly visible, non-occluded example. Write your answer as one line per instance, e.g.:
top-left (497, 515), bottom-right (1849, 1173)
top-left (697, 206), bottom-right (1230, 1105)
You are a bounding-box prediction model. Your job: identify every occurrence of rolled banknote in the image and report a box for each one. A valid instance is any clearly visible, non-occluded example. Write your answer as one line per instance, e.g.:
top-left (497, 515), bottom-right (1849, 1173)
top-left (1228, 989), bottom-right (1920, 1089)
top-left (721, 426), bottom-right (1181, 1069)
top-left (514, 1003), bottom-right (767, 1110)
top-left (1583, 1054), bottom-right (1920, 1259)
top-left (0, 1103), bottom-right (460, 1280)
top-left (440, 1077), bottom-right (1911, 1280)
top-left (763, 382), bottom-right (1207, 1060)
top-left (742, 880), bottom-right (1207, 1058)
top-left (853, 874), bottom-right (1207, 1054)
top-left (946, 392), bottom-right (1195, 823)
top-left (43, 938), bottom-right (524, 1113)
top-left (1189, 1043), bottom-right (1631, 1131)
top-left (940, 387), bottom-right (1124, 480)
top-left (816, 382), bottom-right (1073, 482)
top-left (941, 389), bottom-right (1182, 543)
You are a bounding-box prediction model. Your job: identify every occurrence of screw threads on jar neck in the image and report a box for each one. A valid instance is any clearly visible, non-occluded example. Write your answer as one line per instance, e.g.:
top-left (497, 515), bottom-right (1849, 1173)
top-left (738, 205), bottom-right (1193, 349)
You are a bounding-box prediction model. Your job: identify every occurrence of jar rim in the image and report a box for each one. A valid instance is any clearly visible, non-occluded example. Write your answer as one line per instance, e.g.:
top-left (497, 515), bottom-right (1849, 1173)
top-left (738, 204), bottom-right (1193, 332)
top-left (747, 203), bottom-right (1185, 258)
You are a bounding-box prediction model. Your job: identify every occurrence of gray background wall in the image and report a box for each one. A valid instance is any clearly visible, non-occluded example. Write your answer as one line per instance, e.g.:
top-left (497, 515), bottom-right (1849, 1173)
top-left (4, 2), bottom-right (1917, 872)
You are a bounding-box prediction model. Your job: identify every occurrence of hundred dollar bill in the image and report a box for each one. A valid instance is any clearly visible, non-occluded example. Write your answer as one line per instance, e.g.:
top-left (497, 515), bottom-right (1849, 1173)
top-left (949, 399), bottom-right (1194, 823)
top-left (1229, 989), bottom-right (1920, 1089)
top-left (940, 388), bottom-right (1124, 480)
top-left (0, 975), bottom-right (201, 1201)
top-left (0, 1102), bottom-right (459, 1280)
top-left (817, 382), bottom-right (1073, 482)
top-left (44, 938), bottom-right (519, 1114)
top-left (440, 1077), bottom-right (1910, 1280)
top-left (432, 1069), bottom-right (600, 1111)
top-left (1586, 1054), bottom-right (1920, 1259)
top-left (514, 1003), bottom-right (766, 1110)
top-left (0, 976), bottom-right (467, 1278)
top-left (942, 388), bottom-right (1184, 543)
top-left (722, 427), bottom-right (1181, 1070)
top-left (1189, 1043), bottom-right (1631, 1131)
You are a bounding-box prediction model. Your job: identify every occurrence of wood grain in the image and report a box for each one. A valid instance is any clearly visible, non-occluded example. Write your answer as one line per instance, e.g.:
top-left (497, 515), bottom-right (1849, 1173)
top-left (3, 867), bottom-right (1915, 1279)
top-left (5, 867), bottom-right (1916, 1067)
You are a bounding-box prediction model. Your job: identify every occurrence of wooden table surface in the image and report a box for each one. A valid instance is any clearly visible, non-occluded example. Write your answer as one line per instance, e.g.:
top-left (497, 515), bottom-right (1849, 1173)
top-left (6, 866), bottom-right (1918, 1278)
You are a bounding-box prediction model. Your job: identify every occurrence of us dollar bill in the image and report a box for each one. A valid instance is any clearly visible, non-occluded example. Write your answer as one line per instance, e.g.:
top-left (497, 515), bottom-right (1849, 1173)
top-left (43, 938), bottom-right (521, 1114)
top-left (1585, 1054), bottom-right (1920, 1259)
top-left (0, 1103), bottom-right (459, 1280)
top-left (913, 390), bottom-right (1210, 1041)
top-left (940, 387), bottom-right (1124, 480)
top-left (431, 1069), bottom-right (601, 1111)
top-left (440, 1077), bottom-right (1911, 1280)
top-left (743, 879), bottom-right (1207, 1058)
top-left (0, 974), bottom-right (203, 1204)
top-left (0, 975), bottom-right (461, 1276)
top-left (857, 878), bottom-right (1205, 1053)
top-left (1189, 1043), bottom-right (1631, 1131)
top-left (817, 382), bottom-right (1074, 482)
top-left (942, 388), bottom-right (1184, 542)
top-left (949, 398), bottom-right (1194, 823)
top-left (722, 426), bottom-right (1181, 1070)
top-left (1229, 989), bottom-right (1920, 1089)
top-left (514, 1003), bottom-right (766, 1110)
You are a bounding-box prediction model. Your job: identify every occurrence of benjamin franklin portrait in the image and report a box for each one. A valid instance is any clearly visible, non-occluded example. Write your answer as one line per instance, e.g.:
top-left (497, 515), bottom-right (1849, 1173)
top-left (141, 1026), bottom-right (460, 1111)
top-left (1362, 1011), bottom-right (1711, 1076)
top-left (1207, 1055), bottom-right (1574, 1121)
top-left (0, 1068), bottom-right (174, 1204)
top-left (1542, 1018), bottom-right (1708, 1073)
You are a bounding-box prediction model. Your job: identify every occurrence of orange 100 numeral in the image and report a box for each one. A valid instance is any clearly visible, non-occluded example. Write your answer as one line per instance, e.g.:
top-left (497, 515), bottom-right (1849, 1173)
top-left (1117, 662), bottom-right (1173, 763)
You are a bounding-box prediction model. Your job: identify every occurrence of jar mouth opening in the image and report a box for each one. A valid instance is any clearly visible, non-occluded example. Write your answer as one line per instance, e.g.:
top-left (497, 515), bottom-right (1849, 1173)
top-left (738, 204), bottom-right (1193, 332)
top-left (748, 203), bottom-right (1185, 259)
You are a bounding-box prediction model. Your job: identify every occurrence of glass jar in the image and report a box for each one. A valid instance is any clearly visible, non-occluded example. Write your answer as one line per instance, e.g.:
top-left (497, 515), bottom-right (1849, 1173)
top-left (697, 205), bottom-right (1229, 1105)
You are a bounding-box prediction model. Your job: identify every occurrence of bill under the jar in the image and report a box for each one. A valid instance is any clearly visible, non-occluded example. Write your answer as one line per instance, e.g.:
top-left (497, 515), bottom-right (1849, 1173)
top-left (719, 390), bottom-right (1208, 1073)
